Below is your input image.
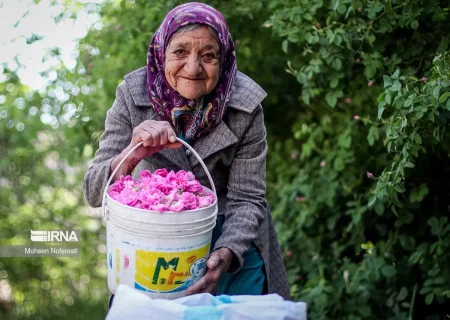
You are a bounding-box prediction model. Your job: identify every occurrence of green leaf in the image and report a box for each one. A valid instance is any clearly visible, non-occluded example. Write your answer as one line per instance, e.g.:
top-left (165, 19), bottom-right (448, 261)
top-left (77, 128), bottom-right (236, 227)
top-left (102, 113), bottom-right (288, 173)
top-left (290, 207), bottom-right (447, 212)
top-left (414, 134), bottom-right (422, 144)
top-left (304, 13), bottom-right (313, 21)
top-left (404, 96), bottom-right (413, 107)
top-left (282, 39), bottom-right (288, 53)
top-left (377, 92), bottom-right (386, 103)
top-left (428, 217), bottom-right (440, 236)
top-left (326, 93), bottom-right (337, 107)
top-left (333, 157), bottom-right (345, 171)
top-left (439, 92), bottom-right (450, 103)
top-left (332, 58), bottom-right (342, 70)
top-left (447, 98), bottom-right (450, 110)
top-left (337, 4), bottom-right (346, 14)
top-left (434, 277), bottom-right (446, 285)
top-left (401, 302), bottom-right (410, 308)
top-left (420, 287), bottom-right (432, 294)
top-left (428, 268), bottom-right (440, 277)
top-left (302, 90), bottom-right (311, 105)
top-left (333, 0), bottom-right (340, 11)
top-left (325, 90), bottom-right (343, 107)
top-left (405, 162), bottom-right (415, 168)
top-left (330, 78), bottom-right (339, 88)
top-left (391, 80), bottom-right (401, 92)
top-left (365, 65), bottom-right (376, 78)
top-left (385, 91), bottom-right (392, 104)
top-left (425, 293), bottom-right (434, 305)
top-left (411, 20), bottom-right (419, 30)
top-left (429, 112), bottom-right (435, 122)
top-left (378, 106), bottom-right (385, 119)
top-left (433, 86), bottom-right (440, 99)
top-left (397, 287), bottom-right (408, 301)
top-left (367, 126), bottom-right (379, 146)
top-left (386, 296), bottom-right (394, 307)
top-left (392, 69), bottom-right (400, 79)
top-left (374, 202), bottom-right (384, 215)
top-left (338, 132), bottom-right (352, 148)
top-left (383, 75), bottom-right (392, 88)
top-left (394, 184), bottom-right (406, 193)
top-left (381, 265), bottom-right (396, 277)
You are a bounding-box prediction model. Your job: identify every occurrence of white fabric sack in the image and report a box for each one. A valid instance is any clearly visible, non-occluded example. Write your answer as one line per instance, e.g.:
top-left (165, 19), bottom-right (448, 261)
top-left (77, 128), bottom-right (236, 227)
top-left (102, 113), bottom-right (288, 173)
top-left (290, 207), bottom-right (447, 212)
top-left (106, 285), bottom-right (307, 320)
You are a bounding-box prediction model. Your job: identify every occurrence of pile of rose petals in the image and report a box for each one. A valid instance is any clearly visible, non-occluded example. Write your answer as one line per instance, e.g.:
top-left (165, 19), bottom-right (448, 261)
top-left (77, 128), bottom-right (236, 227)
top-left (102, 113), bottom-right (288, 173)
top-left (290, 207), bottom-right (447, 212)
top-left (108, 169), bottom-right (215, 212)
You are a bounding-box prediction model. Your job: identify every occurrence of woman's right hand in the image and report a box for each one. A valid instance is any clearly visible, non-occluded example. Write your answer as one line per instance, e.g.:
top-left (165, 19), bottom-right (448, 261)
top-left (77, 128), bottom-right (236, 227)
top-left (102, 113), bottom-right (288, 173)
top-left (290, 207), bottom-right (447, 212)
top-left (110, 120), bottom-right (182, 180)
top-left (128, 120), bottom-right (182, 162)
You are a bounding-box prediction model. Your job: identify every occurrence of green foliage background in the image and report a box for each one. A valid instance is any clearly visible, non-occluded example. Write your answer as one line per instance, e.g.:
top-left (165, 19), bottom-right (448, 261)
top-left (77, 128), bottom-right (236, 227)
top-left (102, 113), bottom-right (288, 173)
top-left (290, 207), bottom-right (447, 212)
top-left (1, 0), bottom-right (449, 319)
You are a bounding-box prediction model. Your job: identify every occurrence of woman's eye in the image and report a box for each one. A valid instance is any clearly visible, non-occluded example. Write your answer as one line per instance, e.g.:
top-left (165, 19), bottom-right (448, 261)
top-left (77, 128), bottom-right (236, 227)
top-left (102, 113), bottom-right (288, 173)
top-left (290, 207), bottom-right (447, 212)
top-left (202, 53), bottom-right (217, 61)
top-left (174, 49), bottom-right (185, 55)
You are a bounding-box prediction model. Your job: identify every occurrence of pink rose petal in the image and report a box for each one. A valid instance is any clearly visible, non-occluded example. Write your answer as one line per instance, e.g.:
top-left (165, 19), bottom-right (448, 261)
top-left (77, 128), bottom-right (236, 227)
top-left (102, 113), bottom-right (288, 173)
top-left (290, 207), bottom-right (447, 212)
top-left (154, 168), bottom-right (168, 177)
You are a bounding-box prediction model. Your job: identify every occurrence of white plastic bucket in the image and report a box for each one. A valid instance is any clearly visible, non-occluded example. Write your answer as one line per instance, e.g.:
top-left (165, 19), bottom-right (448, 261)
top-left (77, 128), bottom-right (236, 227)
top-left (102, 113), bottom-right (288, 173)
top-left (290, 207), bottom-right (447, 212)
top-left (102, 139), bottom-right (218, 300)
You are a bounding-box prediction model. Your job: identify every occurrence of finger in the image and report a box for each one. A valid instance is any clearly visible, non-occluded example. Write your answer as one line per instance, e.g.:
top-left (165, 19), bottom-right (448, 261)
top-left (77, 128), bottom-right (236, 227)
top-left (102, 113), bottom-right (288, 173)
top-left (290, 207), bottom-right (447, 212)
top-left (163, 122), bottom-right (177, 143)
top-left (207, 252), bottom-right (220, 270)
top-left (148, 125), bottom-right (165, 146)
top-left (134, 128), bottom-right (153, 147)
top-left (145, 127), bottom-right (160, 147)
top-left (157, 124), bottom-right (169, 146)
top-left (186, 277), bottom-right (207, 295)
top-left (198, 282), bottom-right (218, 295)
top-left (199, 270), bottom-right (220, 294)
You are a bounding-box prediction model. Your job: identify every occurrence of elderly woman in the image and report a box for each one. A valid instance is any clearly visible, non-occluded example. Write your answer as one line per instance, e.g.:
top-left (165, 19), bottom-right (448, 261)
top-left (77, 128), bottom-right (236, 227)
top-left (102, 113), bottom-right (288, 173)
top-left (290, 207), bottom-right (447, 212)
top-left (83, 2), bottom-right (290, 302)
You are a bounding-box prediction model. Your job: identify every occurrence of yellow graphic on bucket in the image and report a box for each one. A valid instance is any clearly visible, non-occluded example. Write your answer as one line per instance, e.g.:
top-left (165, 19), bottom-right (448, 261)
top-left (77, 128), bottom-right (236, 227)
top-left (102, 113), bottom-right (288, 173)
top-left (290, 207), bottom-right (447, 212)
top-left (116, 248), bottom-right (120, 284)
top-left (135, 243), bottom-right (210, 293)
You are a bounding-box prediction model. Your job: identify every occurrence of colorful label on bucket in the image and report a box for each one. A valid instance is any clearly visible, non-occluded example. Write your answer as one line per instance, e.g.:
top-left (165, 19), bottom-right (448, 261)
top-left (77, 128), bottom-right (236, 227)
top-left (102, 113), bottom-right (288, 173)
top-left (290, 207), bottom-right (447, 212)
top-left (134, 243), bottom-right (210, 293)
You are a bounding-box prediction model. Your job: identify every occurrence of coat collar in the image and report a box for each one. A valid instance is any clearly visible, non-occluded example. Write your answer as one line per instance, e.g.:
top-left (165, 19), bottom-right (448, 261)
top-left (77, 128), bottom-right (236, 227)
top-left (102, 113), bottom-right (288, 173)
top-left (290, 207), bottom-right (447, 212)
top-left (123, 67), bottom-right (266, 168)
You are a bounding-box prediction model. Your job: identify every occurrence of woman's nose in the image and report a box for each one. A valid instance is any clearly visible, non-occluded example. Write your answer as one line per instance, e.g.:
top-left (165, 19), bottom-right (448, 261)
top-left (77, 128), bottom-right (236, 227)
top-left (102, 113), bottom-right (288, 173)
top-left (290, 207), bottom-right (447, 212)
top-left (184, 54), bottom-right (202, 76)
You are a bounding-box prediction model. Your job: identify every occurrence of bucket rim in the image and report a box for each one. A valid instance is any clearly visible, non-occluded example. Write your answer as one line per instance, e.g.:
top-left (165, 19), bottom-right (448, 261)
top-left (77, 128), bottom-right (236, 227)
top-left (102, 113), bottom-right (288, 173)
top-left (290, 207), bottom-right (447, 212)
top-left (106, 185), bottom-right (217, 214)
top-left (105, 205), bottom-right (217, 225)
top-left (106, 213), bottom-right (216, 233)
top-left (106, 219), bottom-right (216, 239)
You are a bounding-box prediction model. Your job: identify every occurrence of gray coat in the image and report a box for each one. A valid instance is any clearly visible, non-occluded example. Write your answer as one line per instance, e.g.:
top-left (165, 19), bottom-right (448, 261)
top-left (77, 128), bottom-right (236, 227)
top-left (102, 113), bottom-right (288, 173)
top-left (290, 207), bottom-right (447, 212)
top-left (83, 67), bottom-right (290, 300)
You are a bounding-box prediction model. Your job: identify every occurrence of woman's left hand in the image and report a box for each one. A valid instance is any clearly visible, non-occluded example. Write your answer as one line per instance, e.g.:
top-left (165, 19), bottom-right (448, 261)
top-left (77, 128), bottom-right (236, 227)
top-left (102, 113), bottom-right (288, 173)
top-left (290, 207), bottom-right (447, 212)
top-left (186, 247), bottom-right (234, 295)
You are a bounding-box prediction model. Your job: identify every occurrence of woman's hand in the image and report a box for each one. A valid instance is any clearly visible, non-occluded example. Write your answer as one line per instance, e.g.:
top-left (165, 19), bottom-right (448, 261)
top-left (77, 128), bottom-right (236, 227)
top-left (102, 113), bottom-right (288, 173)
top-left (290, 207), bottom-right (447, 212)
top-left (110, 120), bottom-right (182, 180)
top-left (128, 120), bottom-right (182, 161)
top-left (186, 247), bottom-right (234, 295)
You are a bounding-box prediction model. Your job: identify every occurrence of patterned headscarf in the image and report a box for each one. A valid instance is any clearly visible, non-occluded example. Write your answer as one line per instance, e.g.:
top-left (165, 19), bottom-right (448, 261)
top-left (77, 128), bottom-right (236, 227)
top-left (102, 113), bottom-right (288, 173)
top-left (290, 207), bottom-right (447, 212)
top-left (146, 2), bottom-right (237, 143)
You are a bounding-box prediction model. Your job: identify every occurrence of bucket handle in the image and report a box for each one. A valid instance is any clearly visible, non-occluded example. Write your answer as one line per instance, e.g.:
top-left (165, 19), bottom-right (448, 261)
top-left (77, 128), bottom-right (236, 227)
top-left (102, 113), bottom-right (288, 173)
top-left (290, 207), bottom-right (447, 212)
top-left (101, 138), bottom-right (217, 219)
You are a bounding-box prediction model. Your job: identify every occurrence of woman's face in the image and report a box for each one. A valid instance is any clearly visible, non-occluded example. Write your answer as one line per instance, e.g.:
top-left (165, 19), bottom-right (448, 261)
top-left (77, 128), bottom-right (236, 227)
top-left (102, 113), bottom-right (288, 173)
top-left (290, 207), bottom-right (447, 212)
top-left (165, 26), bottom-right (220, 100)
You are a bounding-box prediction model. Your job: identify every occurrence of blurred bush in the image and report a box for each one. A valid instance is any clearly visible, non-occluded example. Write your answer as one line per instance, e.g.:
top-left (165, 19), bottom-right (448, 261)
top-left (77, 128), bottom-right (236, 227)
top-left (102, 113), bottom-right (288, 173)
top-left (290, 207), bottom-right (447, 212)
top-left (1, 0), bottom-right (449, 319)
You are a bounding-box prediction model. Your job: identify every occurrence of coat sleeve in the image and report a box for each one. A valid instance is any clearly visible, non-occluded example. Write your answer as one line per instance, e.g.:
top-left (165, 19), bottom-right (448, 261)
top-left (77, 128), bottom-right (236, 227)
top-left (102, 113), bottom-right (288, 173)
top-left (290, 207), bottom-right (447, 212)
top-left (213, 104), bottom-right (268, 272)
top-left (83, 81), bottom-right (133, 208)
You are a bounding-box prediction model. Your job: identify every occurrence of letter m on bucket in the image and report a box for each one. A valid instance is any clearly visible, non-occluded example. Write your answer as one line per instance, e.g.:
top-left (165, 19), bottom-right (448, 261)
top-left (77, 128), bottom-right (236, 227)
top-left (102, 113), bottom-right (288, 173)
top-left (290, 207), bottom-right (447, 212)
top-left (134, 244), bottom-right (210, 293)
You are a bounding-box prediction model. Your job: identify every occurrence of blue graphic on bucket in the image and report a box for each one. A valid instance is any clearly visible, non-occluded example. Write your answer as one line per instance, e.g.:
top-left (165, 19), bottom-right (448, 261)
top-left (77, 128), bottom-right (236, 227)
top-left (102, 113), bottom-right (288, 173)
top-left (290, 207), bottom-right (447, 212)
top-left (134, 279), bottom-right (193, 293)
top-left (109, 253), bottom-right (112, 269)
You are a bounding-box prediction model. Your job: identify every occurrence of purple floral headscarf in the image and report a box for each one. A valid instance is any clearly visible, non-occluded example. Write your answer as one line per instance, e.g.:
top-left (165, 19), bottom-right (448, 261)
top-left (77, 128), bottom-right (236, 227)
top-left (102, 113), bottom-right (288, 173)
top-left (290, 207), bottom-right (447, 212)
top-left (146, 2), bottom-right (237, 143)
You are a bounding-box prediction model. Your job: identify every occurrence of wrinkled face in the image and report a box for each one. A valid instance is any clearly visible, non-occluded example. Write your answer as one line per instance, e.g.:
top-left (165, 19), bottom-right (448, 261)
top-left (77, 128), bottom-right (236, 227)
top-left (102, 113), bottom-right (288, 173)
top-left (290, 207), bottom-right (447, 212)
top-left (165, 26), bottom-right (220, 100)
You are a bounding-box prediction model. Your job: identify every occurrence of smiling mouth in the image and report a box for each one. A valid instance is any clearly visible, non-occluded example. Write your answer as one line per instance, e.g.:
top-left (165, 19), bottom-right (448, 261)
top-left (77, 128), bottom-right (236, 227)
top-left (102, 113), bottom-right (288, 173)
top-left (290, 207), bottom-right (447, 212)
top-left (179, 77), bottom-right (206, 81)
